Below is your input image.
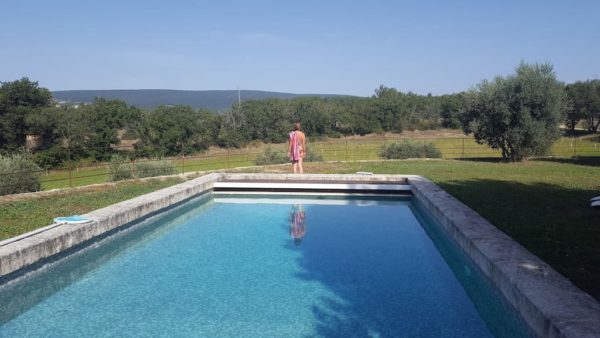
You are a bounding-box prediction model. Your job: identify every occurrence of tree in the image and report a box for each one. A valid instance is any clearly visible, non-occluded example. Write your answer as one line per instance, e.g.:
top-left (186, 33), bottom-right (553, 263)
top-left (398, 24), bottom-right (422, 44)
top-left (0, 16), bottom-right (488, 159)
top-left (0, 78), bottom-right (52, 152)
top-left (565, 80), bottom-right (600, 132)
top-left (25, 105), bottom-right (91, 167)
top-left (461, 62), bottom-right (567, 161)
top-left (137, 105), bottom-right (216, 156)
top-left (439, 93), bottom-right (467, 129)
top-left (83, 98), bottom-right (141, 160)
top-left (217, 102), bottom-right (251, 148)
top-left (372, 85), bottom-right (410, 132)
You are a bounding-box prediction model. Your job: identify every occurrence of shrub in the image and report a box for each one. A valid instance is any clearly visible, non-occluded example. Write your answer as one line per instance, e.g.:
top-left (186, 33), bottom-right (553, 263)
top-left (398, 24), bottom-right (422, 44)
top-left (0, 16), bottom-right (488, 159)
top-left (255, 148), bottom-right (289, 165)
top-left (0, 154), bottom-right (42, 195)
top-left (135, 159), bottom-right (178, 178)
top-left (379, 141), bottom-right (442, 159)
top-left (109, 155), bottom-right (179, 181)
top-left (108, 154), bottom-right (134, 181)
top-left (304, 151), bottom-right (323, 162)
top-left (254, 147), bottom-right (324, 165)
top-left (33, 146), bottom-right (68, 169)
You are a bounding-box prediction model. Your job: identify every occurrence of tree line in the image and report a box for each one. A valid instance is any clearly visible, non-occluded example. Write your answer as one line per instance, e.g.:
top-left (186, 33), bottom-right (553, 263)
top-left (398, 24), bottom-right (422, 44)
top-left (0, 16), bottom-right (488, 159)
top-left (1, 62), bottom-right (598, 165)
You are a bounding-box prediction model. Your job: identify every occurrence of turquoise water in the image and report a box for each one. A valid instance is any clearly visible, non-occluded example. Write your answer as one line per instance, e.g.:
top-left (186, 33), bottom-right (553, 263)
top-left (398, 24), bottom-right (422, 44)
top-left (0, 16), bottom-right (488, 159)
top-left (0, 194), bottom-right (532, 337)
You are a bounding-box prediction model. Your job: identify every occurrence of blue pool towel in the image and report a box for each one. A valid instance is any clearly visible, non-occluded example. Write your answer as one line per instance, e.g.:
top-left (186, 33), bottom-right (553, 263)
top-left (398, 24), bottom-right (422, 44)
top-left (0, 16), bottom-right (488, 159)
top-left (54, 215), bottom-right (93, 224)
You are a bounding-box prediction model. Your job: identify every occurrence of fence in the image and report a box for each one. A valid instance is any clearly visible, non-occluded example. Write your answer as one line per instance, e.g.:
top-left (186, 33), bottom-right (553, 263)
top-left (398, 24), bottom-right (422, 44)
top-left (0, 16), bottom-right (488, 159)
top-left (1, 136), bottom-right (599, 193)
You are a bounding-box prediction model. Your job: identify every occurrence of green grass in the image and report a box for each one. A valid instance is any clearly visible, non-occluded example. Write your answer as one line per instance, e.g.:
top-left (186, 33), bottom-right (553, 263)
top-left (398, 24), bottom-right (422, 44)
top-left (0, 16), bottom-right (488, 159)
top-left (37, 134), bottom-right (599, 190)
top-left (1, 177), bottom-right (186, 241)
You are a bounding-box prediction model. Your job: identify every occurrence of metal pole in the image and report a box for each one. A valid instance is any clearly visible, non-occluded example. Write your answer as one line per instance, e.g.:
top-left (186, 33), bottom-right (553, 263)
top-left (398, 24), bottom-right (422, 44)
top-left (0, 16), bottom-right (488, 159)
top-left (67, 143), bottom-right (72, 188)
top-left (345, 140), bottom-right (348, 161)
top-left (181, 142), bottom-right (185, 174)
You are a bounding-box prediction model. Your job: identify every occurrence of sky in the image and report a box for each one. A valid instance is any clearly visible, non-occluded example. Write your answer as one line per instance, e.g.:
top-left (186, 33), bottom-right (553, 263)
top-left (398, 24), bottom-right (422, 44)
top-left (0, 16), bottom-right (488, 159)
top-left (1, 0), bottom-right (599, 96)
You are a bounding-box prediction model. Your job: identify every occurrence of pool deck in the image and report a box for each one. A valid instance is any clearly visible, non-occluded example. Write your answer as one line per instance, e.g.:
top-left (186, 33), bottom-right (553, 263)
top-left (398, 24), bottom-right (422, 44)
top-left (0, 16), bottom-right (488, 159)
top-left (1, 173), bottom-right (599, 337)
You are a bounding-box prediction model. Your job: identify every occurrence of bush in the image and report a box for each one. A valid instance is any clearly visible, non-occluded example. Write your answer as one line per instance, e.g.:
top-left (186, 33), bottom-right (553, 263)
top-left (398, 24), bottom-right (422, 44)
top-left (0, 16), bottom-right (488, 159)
top-left (109, 155), bottom-right (179, 181)
top-left (304, 151), bottom-right (323, 162)
top-left (255, 147), bottom-right (324, 165)
top-left (0, 154), bottom-right (42, 195)
top-left (135, 160), bottom-right (178, 178)
top-left (255, 148), bottom-right (289, 165)
top-left (108, 154), bottom-right (134, 181)
top-left (33, 146), bottom-right (68, 169)
top-left (379, 141), bottom-right (442, 159)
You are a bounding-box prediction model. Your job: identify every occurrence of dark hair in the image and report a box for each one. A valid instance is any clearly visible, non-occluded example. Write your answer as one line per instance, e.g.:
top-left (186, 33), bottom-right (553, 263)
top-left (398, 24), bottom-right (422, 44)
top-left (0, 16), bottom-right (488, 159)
top-left (294, 238), bottom-right (302, 246)
top-left (293, 122), bottom-right (301, 131)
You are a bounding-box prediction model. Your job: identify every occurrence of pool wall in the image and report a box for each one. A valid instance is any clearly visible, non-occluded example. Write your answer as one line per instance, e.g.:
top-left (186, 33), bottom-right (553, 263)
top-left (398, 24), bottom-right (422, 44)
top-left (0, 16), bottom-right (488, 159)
top-left (1, 173), bottom-right (599, 337)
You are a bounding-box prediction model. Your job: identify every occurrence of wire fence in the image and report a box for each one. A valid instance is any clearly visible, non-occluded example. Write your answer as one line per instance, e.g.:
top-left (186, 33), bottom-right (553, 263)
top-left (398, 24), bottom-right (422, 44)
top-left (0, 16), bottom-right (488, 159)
top-left (1, 136), bottom-right (599, 193)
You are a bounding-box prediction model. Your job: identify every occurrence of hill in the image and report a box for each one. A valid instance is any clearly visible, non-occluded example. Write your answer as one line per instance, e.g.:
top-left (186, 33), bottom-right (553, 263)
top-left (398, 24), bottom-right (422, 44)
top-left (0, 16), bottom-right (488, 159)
top-left (51, 89), bottom-right (349, 111)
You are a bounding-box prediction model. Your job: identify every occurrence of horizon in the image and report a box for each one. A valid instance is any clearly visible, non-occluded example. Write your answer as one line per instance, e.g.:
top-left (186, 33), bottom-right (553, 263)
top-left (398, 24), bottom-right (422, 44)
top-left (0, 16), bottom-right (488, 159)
top-left (2, 1), bottom-right (600, 96)
top-left (51, 88), bottom-right (356, 96)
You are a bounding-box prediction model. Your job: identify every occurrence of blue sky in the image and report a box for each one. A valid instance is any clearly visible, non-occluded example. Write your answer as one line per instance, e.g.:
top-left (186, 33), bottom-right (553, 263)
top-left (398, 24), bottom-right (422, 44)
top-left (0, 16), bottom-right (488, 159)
top-left (1, 0), bottom-right (599, 96)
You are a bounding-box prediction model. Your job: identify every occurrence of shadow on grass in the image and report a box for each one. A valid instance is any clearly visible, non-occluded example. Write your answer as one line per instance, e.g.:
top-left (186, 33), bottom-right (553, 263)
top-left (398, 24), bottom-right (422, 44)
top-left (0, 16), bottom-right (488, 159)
top-left (437, 178), bottom-right (600, 301)
top-left (562, 129), bottom-right (598, 138)
top-left (457, 156), bottom-right (600, 167)
top-left (536, 156), bottom-right (600, 167)
top-left (457, 157), bottom-right (504, 163)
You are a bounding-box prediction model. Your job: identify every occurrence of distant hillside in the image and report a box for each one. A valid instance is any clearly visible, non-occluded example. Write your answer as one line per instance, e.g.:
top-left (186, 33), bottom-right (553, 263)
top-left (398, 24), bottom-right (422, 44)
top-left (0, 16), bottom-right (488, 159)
top-left (51, 89), bottom-right (349, 111)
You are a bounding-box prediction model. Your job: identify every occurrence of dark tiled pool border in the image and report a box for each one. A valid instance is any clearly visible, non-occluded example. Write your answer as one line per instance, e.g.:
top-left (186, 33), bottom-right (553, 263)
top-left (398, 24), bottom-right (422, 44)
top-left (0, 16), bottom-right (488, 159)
top-left (1, 173), bottom-right (599, 337)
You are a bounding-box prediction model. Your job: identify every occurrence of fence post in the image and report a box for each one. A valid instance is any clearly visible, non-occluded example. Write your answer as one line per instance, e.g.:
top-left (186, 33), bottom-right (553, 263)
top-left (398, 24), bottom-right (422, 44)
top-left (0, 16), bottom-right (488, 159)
top-left (132, 159), bottom-right (136, 178)
top-left (573, 137), bottom-right (577, 157)
top-left (68, 164), bottom-right (72, 188)
top-left (181, 143), bottom-right (185, 174)
top-left (345, 140), bottom-right (348, 161)
top-left (227, 148), bottom-right (230, 168)
top-left (461, 138), bottom-right (465, 158)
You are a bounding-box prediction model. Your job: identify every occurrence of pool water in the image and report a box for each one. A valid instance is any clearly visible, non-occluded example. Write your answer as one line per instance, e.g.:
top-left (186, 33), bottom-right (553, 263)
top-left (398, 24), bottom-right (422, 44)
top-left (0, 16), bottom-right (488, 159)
top-left (0, 194), bottom-right (532, 337)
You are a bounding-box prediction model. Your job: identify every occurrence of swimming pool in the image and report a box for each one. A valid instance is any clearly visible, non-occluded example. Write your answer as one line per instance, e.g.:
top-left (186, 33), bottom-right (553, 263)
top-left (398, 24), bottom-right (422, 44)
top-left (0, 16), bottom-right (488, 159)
top-left (0, 192), bottom-right (532, 337)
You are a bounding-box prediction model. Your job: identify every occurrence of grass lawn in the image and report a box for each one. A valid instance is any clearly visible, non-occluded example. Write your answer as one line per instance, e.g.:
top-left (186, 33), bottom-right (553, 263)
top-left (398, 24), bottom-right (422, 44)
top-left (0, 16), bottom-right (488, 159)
top-left (37, 131), bottom-right (599, 190)
top-left (0, 177), bottom-right (186, 241)
top-left (1, 158), bottom-right (599, 301)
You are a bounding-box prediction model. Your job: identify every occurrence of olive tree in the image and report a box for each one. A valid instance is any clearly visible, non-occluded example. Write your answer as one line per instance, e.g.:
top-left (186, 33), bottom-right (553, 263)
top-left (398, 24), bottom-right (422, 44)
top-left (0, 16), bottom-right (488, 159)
top-left (461, 62), bottom-right (567, 161)
top-left (565, 80), bottom-right (600, 132)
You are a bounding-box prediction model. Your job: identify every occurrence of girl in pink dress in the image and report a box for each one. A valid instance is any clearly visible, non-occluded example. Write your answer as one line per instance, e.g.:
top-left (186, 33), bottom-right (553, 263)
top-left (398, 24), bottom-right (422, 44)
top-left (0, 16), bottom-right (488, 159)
top-left (288, 122), bottom-right (306, 174)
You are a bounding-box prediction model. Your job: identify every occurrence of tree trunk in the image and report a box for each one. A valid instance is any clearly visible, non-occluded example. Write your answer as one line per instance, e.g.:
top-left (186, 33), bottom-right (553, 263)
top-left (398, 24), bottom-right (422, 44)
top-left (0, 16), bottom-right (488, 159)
top-left (500, 138), bottom-right (509, 161)
top-left (592, 117), bottom-right (600, 132)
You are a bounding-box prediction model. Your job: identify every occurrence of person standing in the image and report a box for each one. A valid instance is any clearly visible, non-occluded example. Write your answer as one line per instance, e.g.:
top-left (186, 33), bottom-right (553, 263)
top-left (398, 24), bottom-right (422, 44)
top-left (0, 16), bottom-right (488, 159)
top-left (288, 122), bottom-right (306, 174)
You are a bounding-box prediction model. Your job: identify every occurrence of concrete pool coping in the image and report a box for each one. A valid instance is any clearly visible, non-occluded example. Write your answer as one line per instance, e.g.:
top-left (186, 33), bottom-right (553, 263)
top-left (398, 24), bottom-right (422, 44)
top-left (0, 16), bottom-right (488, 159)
top-left (0, 173), bottom-right (598, 337)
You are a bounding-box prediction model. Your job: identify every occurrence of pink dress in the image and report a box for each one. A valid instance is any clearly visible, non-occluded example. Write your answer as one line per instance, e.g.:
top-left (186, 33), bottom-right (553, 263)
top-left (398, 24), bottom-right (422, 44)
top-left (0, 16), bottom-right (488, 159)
top-left (289, 131), bottom-right (301, 161)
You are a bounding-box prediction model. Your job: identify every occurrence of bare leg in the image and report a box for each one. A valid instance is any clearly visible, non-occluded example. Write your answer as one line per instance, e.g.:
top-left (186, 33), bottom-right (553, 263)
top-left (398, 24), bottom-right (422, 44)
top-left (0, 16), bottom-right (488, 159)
top-left (292, 162), bottom-right (298, 174)
top-left (298, 158), bottom-right (303, 174)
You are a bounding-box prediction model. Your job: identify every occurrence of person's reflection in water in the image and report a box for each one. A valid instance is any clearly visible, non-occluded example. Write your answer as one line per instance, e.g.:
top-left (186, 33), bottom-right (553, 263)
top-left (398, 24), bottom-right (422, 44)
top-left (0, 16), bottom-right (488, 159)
top-left (290, 204), bottom-right (306, 246)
